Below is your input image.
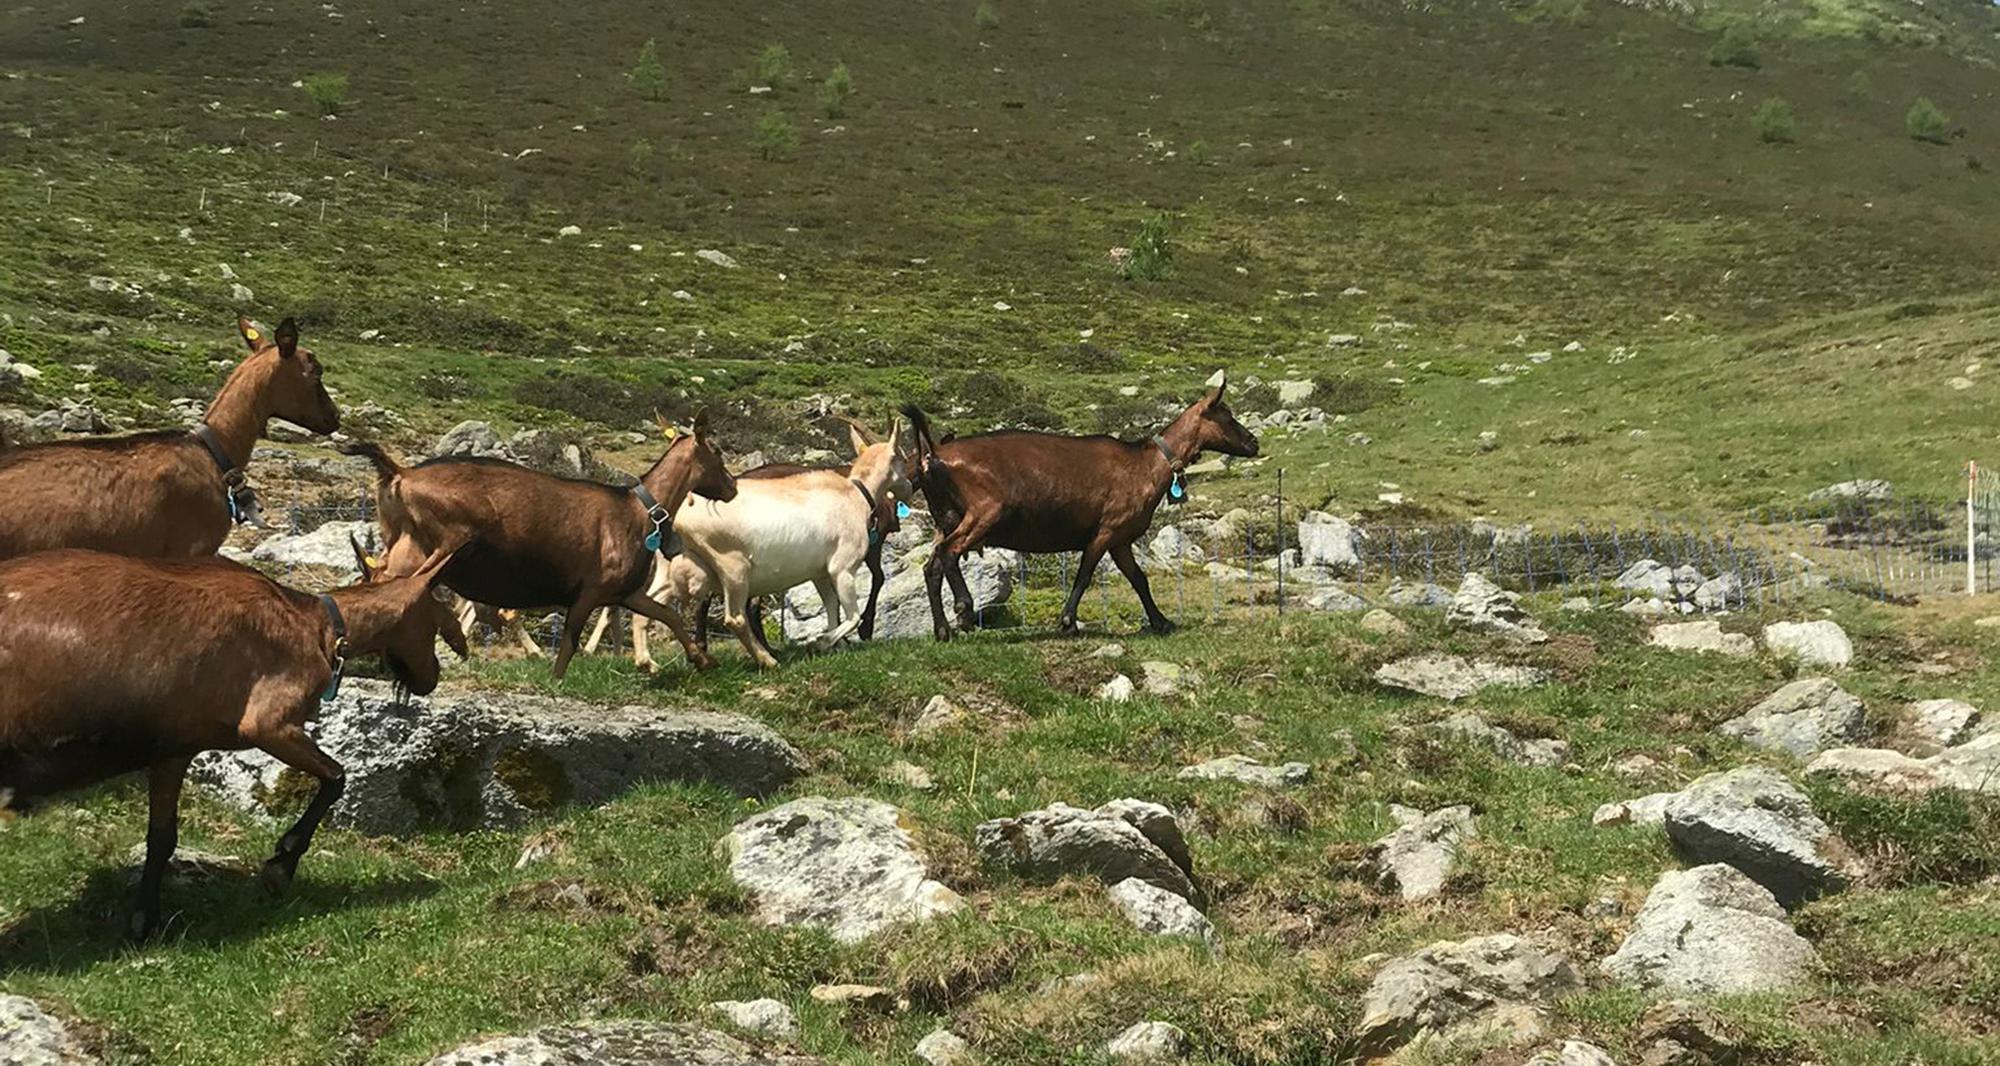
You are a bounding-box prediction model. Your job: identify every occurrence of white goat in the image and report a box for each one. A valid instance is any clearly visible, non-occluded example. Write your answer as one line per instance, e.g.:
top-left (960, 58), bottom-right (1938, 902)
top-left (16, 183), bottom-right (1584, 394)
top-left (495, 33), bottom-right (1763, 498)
top-left (672, 421), bottom-right (907, 669)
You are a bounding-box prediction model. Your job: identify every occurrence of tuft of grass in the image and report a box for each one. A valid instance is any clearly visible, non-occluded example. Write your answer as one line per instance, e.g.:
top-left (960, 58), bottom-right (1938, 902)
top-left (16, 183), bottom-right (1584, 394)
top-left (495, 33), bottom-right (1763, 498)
top-left (629, 37), bottom-right (666, 102)
top-left (1906, 96), bottom-right (1951, 144)
top-left (1753, 97), bottom-right (1796, 144)
top-left (752, 43), bottom-right (793, 86)
top-left (176, 2), bottom-right (213, 29)
top-left (975, 1), bottom-right (1000, 30)
top-left (301, 73), bottom-right (348, 116)
top-left (817, 63), bottom-right (853, 120)
top-left (1708, 23), bottom-right (1761, 68)
top-left (627, 137), bottom-right (655, 176)
top-left (1116, 212), bottom-right (1174, 282)
top-left (751, 110), bottom-right (800, 161)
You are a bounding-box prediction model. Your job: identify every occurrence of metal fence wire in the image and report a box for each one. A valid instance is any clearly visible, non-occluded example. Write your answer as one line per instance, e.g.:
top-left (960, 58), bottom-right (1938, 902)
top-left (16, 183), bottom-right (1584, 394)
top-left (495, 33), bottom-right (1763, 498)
top-left (266, 463), bottom-right (1998, 649)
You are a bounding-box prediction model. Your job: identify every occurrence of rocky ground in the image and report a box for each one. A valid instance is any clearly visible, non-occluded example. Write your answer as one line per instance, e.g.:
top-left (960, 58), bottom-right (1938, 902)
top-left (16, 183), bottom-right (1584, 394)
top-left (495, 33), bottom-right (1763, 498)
top-left (3, 571), bottom-right (1997, 1065)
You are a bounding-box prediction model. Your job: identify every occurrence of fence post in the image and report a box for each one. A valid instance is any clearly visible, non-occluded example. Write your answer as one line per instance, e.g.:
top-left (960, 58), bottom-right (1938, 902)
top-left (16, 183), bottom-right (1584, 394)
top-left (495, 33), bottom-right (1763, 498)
top-left (1275, 467), bottom-right (1286, 616)
top-left (1970, 461), bottom-right (1979, 596)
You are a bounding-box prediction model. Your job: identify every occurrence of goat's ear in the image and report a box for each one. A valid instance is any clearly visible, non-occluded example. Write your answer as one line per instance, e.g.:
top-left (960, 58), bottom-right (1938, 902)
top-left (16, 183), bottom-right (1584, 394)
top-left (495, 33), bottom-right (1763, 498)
top-left (1202, 369), bottom-right (1227, 406)
top-left (415, 546), bottom-right (460, 588)
top-left (886, 419), bottom-right (902, 456)
top-left (349, 533), bottom-right (377, 582)
top-left (237, 315), bottom-right (266, 351)
top-left (847, 421), bottom-right (870, 458)
top-left (692, 406), bottom-right (712, 441)
top-left (275, 317), bottom-right (300, 359)
top-left (652, 408), bottom-right (679, 440)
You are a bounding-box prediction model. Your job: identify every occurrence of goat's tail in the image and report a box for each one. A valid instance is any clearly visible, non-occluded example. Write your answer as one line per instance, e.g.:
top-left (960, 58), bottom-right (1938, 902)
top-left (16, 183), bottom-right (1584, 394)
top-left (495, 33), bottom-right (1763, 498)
top-left (338, 440), bottom-right (404, 482)
top-left (901, 403), bottom-right (941, 473)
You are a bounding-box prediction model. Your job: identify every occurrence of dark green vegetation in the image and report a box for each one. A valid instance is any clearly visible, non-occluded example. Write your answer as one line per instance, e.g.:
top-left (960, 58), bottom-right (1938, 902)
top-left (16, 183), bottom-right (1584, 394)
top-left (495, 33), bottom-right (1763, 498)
top-left (4, 599), bottom-right (1999, 1064)
top-left (4, 0), bottom-right (2000, 521)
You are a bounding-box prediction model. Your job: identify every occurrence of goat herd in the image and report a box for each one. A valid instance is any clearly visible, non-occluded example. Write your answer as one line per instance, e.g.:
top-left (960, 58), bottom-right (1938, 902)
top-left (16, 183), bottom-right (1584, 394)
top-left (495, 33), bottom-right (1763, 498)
top-left (0, 315), bottom-right (1260, 940)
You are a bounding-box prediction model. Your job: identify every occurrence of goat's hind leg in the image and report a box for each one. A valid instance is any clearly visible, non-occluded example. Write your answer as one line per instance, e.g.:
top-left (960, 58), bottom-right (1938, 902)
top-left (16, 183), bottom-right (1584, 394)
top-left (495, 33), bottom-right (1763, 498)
top-left (623, 593), bottom-right (719, 672)
top-left (129, 756), bottom-right (192, 940)
top-left (1110, 542), bottom-right (1175, 634)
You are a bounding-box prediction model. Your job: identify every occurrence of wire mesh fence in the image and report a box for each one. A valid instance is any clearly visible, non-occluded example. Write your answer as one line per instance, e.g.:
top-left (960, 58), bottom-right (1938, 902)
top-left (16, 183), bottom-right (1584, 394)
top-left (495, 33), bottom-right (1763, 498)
top-left (266, 461), bottom-right (1998, 653)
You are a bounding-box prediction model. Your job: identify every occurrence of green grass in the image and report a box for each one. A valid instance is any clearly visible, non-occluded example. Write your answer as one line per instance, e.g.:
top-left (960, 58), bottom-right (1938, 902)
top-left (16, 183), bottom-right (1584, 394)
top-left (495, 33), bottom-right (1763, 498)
top-left (6, 599), bottom-right (2000, 1063)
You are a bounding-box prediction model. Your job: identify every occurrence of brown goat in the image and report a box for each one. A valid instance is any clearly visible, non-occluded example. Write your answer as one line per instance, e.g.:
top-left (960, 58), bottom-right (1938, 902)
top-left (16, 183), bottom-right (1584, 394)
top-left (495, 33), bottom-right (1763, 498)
top-left (0, 316), bottom-right (340, 562)
top-left (0, 547), bottom-right (456, 939)
top-left (902, 373), bottom-right (1258, 639)
top-left (344, 411), bottom-right (737, 679)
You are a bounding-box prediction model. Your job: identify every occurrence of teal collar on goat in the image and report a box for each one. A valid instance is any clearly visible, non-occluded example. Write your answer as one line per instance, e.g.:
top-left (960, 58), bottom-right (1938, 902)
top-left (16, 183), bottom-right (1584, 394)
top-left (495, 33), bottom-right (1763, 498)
top-left (632, 483), bottom-right (672, 552)
top-left (318, 593), bottom-right (348, 702)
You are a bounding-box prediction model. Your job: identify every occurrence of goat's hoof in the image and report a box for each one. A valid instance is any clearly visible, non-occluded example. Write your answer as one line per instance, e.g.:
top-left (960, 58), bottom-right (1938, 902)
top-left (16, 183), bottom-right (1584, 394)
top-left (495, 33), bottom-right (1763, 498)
top-left (126, 908), bottom-right (161, 942)
top-left (635, 658), bottom-right (659, 674)
top-left (258, 859), bottom-right (296, 897)
top-left (1148, 618), bottom-right (1179, 636)
top-left (933, 625), bottom-right (956, 642)
top-left (690, 653), bottom-right (718, 671)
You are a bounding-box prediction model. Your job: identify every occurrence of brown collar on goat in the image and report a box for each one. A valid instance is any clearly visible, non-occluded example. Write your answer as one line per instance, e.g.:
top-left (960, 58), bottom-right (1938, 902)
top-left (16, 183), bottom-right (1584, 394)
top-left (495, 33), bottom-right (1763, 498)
top-left (849, 478), bottom-right (883, 543)
top-left (632, 482), bottom-right (672, 552)
top-left (193, 423), bottom-right (255, 525)
top-left (1150, 434), bottom-right (1184, 471)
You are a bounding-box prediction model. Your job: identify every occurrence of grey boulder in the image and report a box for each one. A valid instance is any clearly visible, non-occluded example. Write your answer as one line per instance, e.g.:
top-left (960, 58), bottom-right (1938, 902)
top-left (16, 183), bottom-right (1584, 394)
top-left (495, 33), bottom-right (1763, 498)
top-left (1176, 754), bottom-right (1309, 789)
top-left (719, 797), bottom-right (965, 944)
top-left (0, 995), bottom-right (97, 1066)
top-left (248, 520), bottom-right (382, 578)
top-left (1105, 1021), bottom-right (1189, 1062)
top-left (976, 800), bottom-right (1195, 900)
top-left (1525, 1042), bottom-right (1619, 1066)
top-left (781, 539), bottom-right (1017, 641)
top-left (1370, 804), bottom-right (1476, 901)
top-left (1296, 512), bottom-right (1365, 571)
top-left (1762, 620), bottom-right (1853, 669)
top-left (1355, 934), bottom-right (1580, 1056)
top-left (1446, 572), bottom-right (1548, 643)
top-left (1601, 863), bottom-right (1816, 995)
top-left (1108, 877), bottom-right (1217, 949)
top-left (192, 681), bottom-right (804, 834)
top-left (1807, 733), bottom-right (2000, 796)
top-left (1435, 713), bottom-right (1569, 768)
top-left (1662, 765), bottom-right (1851, 906)
top-left (1647, 621), bottom-right (1752, 658)
top-left (1719, 678), bottom-right (1866, 758)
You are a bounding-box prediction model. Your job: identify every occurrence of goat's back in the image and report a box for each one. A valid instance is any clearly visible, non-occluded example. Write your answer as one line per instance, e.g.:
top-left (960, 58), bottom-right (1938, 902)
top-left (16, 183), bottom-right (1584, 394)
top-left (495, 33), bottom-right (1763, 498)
top-left (0, 433), bottom-right (229, 560)
top-left (0, 550), bottom-right (321, 758)
top-left (921, 431), bottom-right (1162, 551)
top-left (675, 472), bottom-right (867, 591)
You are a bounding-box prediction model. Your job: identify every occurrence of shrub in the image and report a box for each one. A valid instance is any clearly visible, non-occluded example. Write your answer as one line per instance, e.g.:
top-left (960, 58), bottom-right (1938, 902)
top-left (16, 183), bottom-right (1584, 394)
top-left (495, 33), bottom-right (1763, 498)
top-left (302, 73), bottom-right (348, 116)
top-left (1707, 24), bottom-right (1759, 68)
top-left (753, 44), bottom-right (793, 86)
top-left (1844, 69), bottom-right (1875, 98)
top-left (1117, 212), bottom-right (1174, 282)
top-left (975, 1), bottom-right (1000, 29)
top-left (1752, 97), bottom-right (1795, 143)
top-left (1185, 139), bottom-right (1211, 165)
top-left (818, 63), bottom-right (853, 119)
top-left (630, 38), bottom-right (666, 102)
top-left (628, 137), bottom-right (655, 174)
top-left (752, 110), bottom-right (799, 160)
top-left (177, 2), bottom-right (213, 28)
top-left (1907, 96), bottom-right (1951, 144)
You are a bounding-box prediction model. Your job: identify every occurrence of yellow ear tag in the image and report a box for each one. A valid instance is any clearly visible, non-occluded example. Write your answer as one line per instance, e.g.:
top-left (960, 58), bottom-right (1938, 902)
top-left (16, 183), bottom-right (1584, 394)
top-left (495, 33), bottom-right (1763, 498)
top-left (662, 425), bottom-right (680, 441)
top-left (244, 328), bottom-right (260, 342)
top-left (365, 556), bottom-right (383, 569)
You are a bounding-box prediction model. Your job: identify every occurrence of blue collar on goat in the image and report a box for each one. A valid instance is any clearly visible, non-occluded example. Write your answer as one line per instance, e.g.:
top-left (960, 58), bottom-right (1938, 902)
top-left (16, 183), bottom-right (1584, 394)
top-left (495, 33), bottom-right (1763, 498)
top-left (318, 593), bottom-right (348, 702)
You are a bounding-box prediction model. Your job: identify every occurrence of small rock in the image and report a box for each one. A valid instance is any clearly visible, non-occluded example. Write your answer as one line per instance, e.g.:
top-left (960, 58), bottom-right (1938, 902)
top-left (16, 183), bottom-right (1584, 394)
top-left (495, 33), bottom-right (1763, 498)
top-left (1139, 661), bottom-right (1195, 697)
top-left (882, 761), bottom-right (935, 791)
top-left (1526, 1041), bottom-right (1619, 1066)
top-left (557, 224), bottom-right (582, 237)
top-left (976, 800), bottom-right (1194, 899)
top-left (1303, 584), bottom-right (1368, 612)
top-left (1370, 804), bottom-right (1475, 901)
top-left (1593, 792), bottom-right (1678, 828)
top-left (1359, 608), bottom-right (1411, 636)
top-left (914, 1028), bottom-right (978, 1066)
top-left (1648, 621), bottom-right (1753, 657)
top-left (722, 797), bottom-right (965, 943)
top-left (1355, 934), bottom-right (1580, 1056)
top-left (1633, 999), bottom-right (1744, 1066)
top-left (696, 249), bottom-right (740, 269)
top-left (1806, 479), bottom-right (1892, 503)
top-left (1296, 511), bottom-right (1365, 571)
top-left (1435, 713), bottom-right (1569, 768)
top-left (1762, 620), bottom-right (1853, 669)
top-left (1177, 754), bottom-right (1310, 789)
top-left (1097, 674), bottom-right (1136, 702)
top-left (1105, 1020), bottom-right (1189, 1062)
top-left (1602, 863), bottom-right (1817, 995)
top-left (706, 998), bottom-right (799, 1039)
top-left (424, 1022), bottom-right (826, 1066)
top-left (1477, 430), bottom-right (1499, 452)
top-left (1446, 572), bottom-right (1547, 643)
top-left (911, 694), bottom-right (970, 736)
top-left (1374, 654), bottom-right (1548, 701)
top-left (1091, 642), bottom-right (1126, 659)
top-left (1907, 698), bottom-right (1981, 748)
top-left (1108, 877), bottom-right (1218, 948)
top-left (809, 984), bottom-right (895, 1010)
top-left (0, 995), bottom-right (98, 1066)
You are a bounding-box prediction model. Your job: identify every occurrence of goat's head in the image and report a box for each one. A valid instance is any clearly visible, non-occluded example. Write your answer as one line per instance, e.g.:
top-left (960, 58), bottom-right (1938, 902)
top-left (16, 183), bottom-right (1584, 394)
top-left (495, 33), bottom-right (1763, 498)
top-left (683, 408), bottom-right (737, 502)
top-left (1188, 371), bottom-right (1259, 458)
top-left (349, 536), bottom-right (463, 693)
top-left (845, 417), bottom-right (912, 499)
top-left (239, 315), bottom-right (340, 435)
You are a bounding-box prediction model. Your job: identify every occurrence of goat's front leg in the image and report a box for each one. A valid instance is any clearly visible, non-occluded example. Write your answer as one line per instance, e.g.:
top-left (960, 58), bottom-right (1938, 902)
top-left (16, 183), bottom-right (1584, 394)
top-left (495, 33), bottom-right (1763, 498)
top-left (130, 757), bottom-right (191, 940)
top-left (583, 607), bottom-right (613, 654)
top-left (623, 593), bottom-right (718, 671)
top-left (548, 607), bottom-right (594, 679)
top-left (244, 714), bottom-right (346, 896)
top-left (1110, 542), bottom-right (1175, 634)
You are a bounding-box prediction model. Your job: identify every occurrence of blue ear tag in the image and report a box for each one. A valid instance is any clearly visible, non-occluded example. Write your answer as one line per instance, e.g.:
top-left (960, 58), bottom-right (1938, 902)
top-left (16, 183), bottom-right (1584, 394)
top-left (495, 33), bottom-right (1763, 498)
top-left (645, 527), bottom-right (662, 553)
top-left (1168, 473), bottom-right (1186, 501)
top-left (321, 658), bottom-right (344, 702)
top-left (896, 501), bottom-right (912, 520)
top-left (227, 495), bottom-right (242, 523)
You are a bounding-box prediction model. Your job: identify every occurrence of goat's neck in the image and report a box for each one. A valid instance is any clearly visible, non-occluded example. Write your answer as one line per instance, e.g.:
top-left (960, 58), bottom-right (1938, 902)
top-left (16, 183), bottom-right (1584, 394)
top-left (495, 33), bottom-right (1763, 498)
top-left (201, 358), bottom-right (272, 469)
top-left (846, 452), bottom-right (895, 496)
top-left (1154, 414), bottom-right (1204, 470)
top-left (321, 584), bottom-right (408, 656)
top-left (637, 442), bottom-right (697, 517)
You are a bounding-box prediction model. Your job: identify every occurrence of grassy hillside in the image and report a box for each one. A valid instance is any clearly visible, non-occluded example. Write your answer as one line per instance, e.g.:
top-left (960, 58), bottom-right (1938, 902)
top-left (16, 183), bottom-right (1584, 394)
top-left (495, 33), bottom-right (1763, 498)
top-left (4, 0), bottom-right (2000, 523)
